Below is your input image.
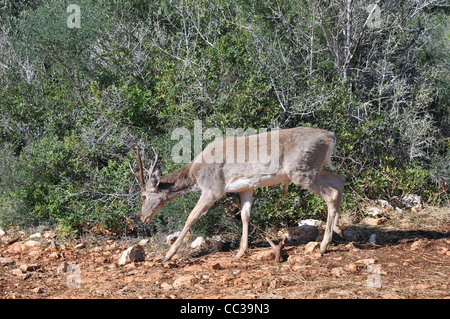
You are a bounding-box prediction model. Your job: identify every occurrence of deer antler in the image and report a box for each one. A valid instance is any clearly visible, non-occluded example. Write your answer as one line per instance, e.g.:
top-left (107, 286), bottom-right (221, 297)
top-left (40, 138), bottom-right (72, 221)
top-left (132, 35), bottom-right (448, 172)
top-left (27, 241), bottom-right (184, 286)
top-left (130, 146), bottom-right (160, 192)
top-left (130, 146), bottom-right (146, 192)
top-left (145, 146), bottom-right (158, 177)
top-left (146, 147), bottom-right (160, 188)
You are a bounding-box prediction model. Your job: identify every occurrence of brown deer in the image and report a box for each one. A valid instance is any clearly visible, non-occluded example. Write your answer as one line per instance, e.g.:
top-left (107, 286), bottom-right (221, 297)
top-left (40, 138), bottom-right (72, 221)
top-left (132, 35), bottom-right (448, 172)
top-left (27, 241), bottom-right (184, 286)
top-left (131, 126), bottom-right (346, 262)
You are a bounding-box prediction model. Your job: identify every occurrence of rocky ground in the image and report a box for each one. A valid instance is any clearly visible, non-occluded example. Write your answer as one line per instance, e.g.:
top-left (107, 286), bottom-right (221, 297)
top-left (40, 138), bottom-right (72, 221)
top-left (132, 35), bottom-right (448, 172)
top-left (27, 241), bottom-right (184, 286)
top-left (0, 207), bottom-right (449, 299)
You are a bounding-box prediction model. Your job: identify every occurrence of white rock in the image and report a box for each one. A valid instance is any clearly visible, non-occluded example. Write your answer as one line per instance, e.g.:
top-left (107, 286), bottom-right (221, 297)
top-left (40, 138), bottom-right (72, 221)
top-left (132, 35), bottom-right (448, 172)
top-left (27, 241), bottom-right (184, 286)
top-left (402, 194), bottom-right (422, 209)
top-left (43, 231), bottom-right (56, 239)
top-left (74, 243), bottom-right (85, 249)
top-left (375, 199), bottom-right (394, 211)
top-left (24, 240), bottom-right (41, 247)
top-left (190, 237), bottom-right (206, 249)
top-left (0, 229), bottom-right (6, 237)
top-left (138, 238), bottom-right (149, 246)
top-left (117, 244), bottom-right (145, 265)
top-left (166, 231), bottom-right (181, 245)
top-left (367, 207), bottom-right (383, 217)
top-left (288, 225), bottom-right (318, 242)
top-left (29, 232), bottom-right (41, 239)
top-left (298, 219), bottom-right (323, 227)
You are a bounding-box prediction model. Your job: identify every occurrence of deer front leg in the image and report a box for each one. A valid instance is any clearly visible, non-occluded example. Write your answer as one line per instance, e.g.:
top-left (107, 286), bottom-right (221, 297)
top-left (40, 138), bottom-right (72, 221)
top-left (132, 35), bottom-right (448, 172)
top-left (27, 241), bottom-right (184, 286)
top-left (235, 190), bottom-right (253, 258)
top-left (163, 192), bottom-right (219, 262)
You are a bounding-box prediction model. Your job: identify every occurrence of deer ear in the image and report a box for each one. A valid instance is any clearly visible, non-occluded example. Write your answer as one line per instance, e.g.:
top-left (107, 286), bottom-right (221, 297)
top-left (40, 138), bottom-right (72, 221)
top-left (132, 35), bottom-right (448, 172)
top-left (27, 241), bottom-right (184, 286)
top-left (149, 170), bottom-right (160, 189)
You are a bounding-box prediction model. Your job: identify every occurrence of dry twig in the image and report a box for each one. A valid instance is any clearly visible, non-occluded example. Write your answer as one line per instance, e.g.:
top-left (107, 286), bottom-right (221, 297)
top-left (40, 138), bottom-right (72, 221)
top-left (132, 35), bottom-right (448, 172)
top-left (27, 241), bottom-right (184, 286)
top-left (265, 237), bottom-right (287, 262)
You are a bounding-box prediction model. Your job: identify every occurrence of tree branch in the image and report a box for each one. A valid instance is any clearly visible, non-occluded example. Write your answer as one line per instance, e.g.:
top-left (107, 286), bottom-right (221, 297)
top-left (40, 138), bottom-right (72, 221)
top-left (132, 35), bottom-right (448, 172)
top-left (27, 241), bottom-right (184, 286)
top-left (265, 237), bottom-right (287, 262)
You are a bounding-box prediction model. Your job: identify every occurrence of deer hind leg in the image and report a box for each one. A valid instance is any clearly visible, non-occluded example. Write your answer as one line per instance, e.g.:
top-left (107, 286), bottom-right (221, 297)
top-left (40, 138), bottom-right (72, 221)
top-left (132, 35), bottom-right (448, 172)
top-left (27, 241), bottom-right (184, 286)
top-left (289, 170), bottom-right (346, 254)
top-left (163, 191), bottom-right (220, 262)
top-left (235, 190), bottom-right (253, 258)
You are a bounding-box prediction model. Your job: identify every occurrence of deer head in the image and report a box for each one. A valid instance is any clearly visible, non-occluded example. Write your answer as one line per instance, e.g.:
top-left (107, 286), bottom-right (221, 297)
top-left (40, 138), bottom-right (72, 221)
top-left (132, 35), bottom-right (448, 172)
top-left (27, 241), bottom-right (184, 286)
top-left (130, 146), bottom-right (165, 223)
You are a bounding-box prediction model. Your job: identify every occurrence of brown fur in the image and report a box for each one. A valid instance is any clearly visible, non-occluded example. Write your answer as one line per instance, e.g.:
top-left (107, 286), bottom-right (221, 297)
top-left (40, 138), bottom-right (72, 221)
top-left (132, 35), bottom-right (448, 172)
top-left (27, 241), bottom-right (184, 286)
top-left (135, 126), bottom-right (346, 262)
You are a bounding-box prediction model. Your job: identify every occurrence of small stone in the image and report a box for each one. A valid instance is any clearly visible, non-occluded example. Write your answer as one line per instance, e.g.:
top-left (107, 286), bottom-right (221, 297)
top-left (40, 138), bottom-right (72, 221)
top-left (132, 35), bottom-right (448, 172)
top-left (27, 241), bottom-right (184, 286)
top-left (0, 257), bottom-right (15, 266)
top-left (249, 249), bottom-right (274, 261)
top-left (298, 219), bottom-right (323, 227)
top-left (107, 242), bottom-right (118, 250)
top-left (43, 231), bottom-right (56, 239)
top-left (163, 261), bottom-right (177, 269)
top-left (74, 243), bottom-right (85, 249)
top-left (10, 268), bottom-right (24, 276)
top-left (57, 262), bottom-right (69, 274)
top-left (90, 246), bottom-right (102, 253)
top-left (29, 232), bottom-right (41, 239)
top-left (48, 252), bottom-right (61, 259)
top-left (173, 274), bottom-right (197, 289)
top-left (211, 263), bottom-right (222, 270)
top-left (117, 244), bottom-right (145, 265)
top-left (402, 194), bottom-right (422, 209)
top-left (19, 264), bottom-right (42, 272)
top-left (18, 273), bottom-right (32, 280)
top-left (190, 237), bottom-right (206, 249)
top-left (24, 240), bottom-right (41, 248)
top-left (304, 241), bottom-right (320, 254)
top-left (355, 258), bottom-right (377, 266)
top-left (95, 257), bottom-right (108, 264)
top-left (0, 229), bottom-right (5, 237)
top-left (28, 250), bottom-right (42, 258)
top-left (410, 240), bottom-right (423, 251)
top-left (138, 239), bottom-right (149, 246)
top-left (166, 231), bottom-right (181, 245)
top-left (367, 206), bottom-right (383, 217)
top-left (344, 263), bottom-right (359, 272)
top-left (288, 225), bottom-right (318, 242)
top-left (375, 199), bottom-right (394, 211)
top-left (8, 243), bottom-right (25, 254)
top-left (32, 287), bottom-right (44, 294)
top-left (331, 267), bottom-right (343, 277)
top-left (161, 282), bottom-right (172, 291)
top-left (364, 217), bottom-right (387, 226)
top-left (7, 236), bottom-right (21, 245)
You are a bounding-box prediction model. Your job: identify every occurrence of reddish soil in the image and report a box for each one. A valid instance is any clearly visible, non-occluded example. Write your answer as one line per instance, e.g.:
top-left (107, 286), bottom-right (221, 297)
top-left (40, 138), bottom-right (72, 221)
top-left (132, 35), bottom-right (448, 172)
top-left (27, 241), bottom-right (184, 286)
top-left (1, 223), bottom-right (449, 299)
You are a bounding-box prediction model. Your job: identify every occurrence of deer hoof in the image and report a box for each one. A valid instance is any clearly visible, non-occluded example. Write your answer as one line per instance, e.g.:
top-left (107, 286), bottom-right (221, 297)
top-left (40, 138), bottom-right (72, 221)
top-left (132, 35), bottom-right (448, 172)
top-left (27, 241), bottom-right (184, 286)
top-left (234, 250), bottom-right (247, 258)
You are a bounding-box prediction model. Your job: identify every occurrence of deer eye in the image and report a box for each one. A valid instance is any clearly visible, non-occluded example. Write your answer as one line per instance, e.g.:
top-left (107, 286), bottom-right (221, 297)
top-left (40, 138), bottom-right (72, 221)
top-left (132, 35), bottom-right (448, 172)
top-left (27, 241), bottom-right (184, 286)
top-left (141, 195), bottom-right (147, 201)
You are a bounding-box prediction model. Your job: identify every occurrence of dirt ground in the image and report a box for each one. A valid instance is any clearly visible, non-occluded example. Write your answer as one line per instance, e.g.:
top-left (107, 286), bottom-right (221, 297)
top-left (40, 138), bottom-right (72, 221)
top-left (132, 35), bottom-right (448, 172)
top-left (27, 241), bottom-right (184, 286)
top-left (1, 211), bottom-right (449, 300)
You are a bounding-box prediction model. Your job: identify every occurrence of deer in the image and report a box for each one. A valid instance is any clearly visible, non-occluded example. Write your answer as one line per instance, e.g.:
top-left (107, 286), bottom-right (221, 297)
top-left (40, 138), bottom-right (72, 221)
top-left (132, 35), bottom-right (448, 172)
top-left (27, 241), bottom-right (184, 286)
top-left (130, 126), bottom-right (346, 262)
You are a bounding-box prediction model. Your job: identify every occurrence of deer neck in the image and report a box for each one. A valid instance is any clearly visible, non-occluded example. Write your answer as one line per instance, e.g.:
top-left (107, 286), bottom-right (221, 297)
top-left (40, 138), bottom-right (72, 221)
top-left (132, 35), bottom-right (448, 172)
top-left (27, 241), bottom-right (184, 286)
top-left (158, 163), bottom-right (198, 201)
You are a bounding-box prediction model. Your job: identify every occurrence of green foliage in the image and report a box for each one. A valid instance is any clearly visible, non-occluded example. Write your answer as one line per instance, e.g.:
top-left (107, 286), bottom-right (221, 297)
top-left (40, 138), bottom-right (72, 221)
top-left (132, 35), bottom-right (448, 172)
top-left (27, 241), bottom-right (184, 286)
top-left (0, 0), bottom-right (448, 237)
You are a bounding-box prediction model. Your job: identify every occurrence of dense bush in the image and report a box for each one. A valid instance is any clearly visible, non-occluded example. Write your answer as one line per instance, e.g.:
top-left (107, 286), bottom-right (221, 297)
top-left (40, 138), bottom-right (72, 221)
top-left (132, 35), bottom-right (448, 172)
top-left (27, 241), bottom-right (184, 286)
top-left (0, 0), bottom-right (448, 236)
